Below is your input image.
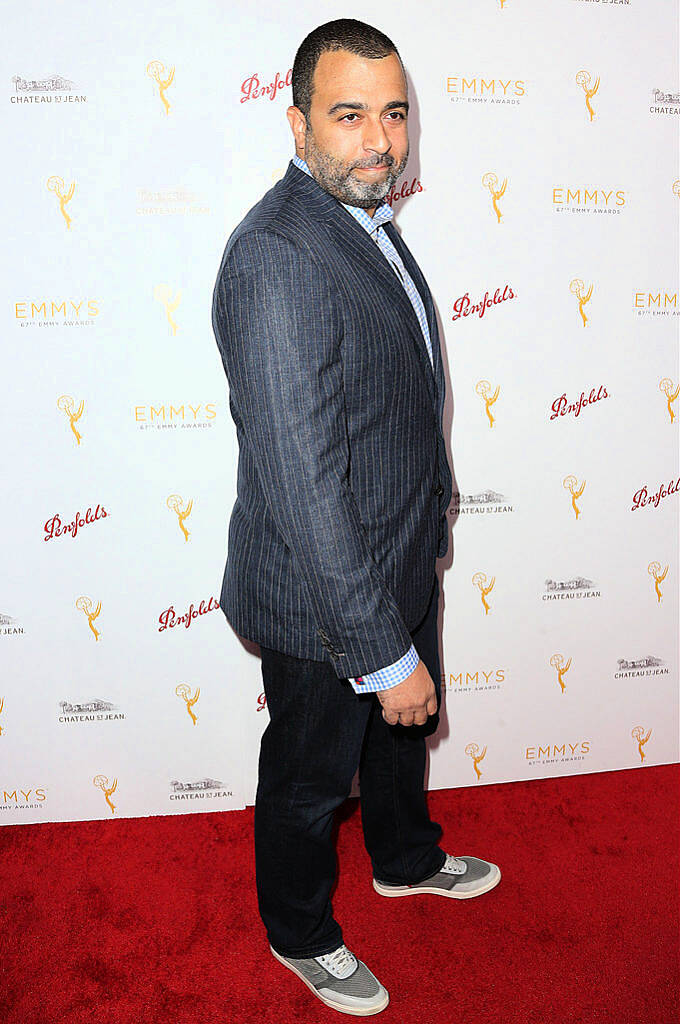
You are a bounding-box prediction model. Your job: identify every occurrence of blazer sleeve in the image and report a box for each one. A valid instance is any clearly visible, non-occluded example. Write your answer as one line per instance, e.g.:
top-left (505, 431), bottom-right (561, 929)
top-left (212, 226), bottom-right (414, 680)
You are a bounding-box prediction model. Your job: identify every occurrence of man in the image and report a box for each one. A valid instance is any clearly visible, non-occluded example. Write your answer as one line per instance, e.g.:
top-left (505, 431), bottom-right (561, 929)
top-left (212, 18), bottom-right (501, 1016)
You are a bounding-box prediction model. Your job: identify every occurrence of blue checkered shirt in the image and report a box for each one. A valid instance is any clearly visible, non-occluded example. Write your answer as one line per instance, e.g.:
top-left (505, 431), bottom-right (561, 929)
top-left (292, 153), bottom-right (433, 693)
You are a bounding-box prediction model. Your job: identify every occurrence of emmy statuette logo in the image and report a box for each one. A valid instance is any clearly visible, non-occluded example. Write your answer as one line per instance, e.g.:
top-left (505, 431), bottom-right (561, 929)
top-left (46, 175), bottom-right (75, 228)
top-left (550, 653), bottom-right (572, 694)
top-left (466, 742), bottom-right (487, 781)
top-left (659, 378), bottom-right (678, 423)
top-left (58, 395), bottom-right (84, 445)
top-left (472, 571), bottom-right (495, 615)
top-left (576, 69), bottom-right (600, 121)
top-left (631, 726), bottom-right (652, 764)
top-left (146, 60), bottom-right (174, 114)
top-left (154, 284), bottom-right (181, 335)
top-left (482, 171), bottom-right (507, 223)
top-left (93, 774), bottom-right (117, 813)
top-left (476, 379), bottom-right (500, 428)
top-left (647, 561), bottom-right (668, 603)
top-left (570, 278), bottom-right (593, 326)
top-left (563, 474), bottom-right (586, 519)
top-left (176, 683), bottom-right (200, 725)
top-left (167, 494), bottom-right (193, 541)
top-left (76, 596), bottom-right (102, 641)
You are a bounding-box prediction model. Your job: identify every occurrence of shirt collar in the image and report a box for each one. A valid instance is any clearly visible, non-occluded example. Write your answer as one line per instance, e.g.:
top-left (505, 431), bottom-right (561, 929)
top-left (291, 153), bottom-right (393, 234)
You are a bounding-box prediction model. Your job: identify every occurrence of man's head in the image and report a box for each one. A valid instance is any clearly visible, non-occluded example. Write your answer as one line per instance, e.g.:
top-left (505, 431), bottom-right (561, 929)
top-left (287, 19), bottom-right (409, 213)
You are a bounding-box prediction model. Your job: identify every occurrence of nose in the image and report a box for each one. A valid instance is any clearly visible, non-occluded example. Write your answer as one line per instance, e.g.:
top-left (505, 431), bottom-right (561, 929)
top-left (362, 117), bottom-right (391, 160)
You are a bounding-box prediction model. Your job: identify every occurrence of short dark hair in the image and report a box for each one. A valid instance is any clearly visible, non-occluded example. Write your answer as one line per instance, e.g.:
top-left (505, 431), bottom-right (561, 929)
top-left (292, 18), bottom-right (404, 119)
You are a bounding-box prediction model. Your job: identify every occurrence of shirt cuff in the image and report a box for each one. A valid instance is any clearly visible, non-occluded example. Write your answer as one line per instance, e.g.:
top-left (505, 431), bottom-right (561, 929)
top-left (348, 643), bottom-right (420, 693)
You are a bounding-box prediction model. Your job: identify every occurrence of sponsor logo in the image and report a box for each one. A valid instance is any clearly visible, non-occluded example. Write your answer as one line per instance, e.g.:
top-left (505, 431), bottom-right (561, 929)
top-left (176, 683), bottom-right (200, 725)
top-left (1, 612), bottom-right (24, 637)
top-left (446, 76), bottom-right (526, 106)
top-left (154, 284), bottom-right (181, 334)
top-left (16, 300), bottom-right (99, 326)
top-left (240, 68), bottom-right (292, 104)
top-left (384, 176), bottom-right (423, 206)
top-left (136, 187), bottom-right (209, 216)
top-left (563, 474), bottom-right (586, 519)
top-left (450, 490), bottom-right (514, 515)
top-left (660, 378), bottom-right (678, 422)
top-left (465, 742), bottom-right (487, 780)
top-left (146, 60), bottom-right (174, 114)
top-left (472, 571), bottom-right (495, 615)
top-left (158, 596), bottom-right (220, 632)
top-left (476, 379), bottom-right (500, 427)
top-left (443, 669), bottom-right (505, 694)
top-left (648, 561), bottom-right (669, 603)
top-left (452, 284), bottom-right (515, 322)
top-left (570, 277), bottom-right (594, 326)
top-left (634, 290), bottom-right (679, 316)
top-left (10, 73), bottom-right (87, 105)
top-left (256, 692), bottom-right (267, 712)
top-left (615, 655), bottom-right (668, 679)
top-left (553, 187), bottom-right (626, 214)
top-left (0, 787), bottom-right (47, 811)
top-left (631, 477), bottom-right (679, 510)
top-left (576, 69), bottom-right (600, 121)
top-left (58, 699), bottom-right (125, 724)
top-left (631, 726), bottom-right (652, 762)
top-left (167, 494), bottom-right (193, 542)
top-left (93, 774), bottom-right (117, 813)
top-left (525, 741), bottom-right (591, 765)
top-left (134, 403), bottom-right (218, 431)
top-left (482, 171), bottom-right (507, 222)
top-left (650, 88), bottom-right (679, 116)
top-left (543, 577), bottom-right (601, 601)
top-left (44, 504), bottom-right (108, 542)
top-left (549, 654), bottom-right (572, 693)
top-left (169, 778), bottom-right (233, 800)
top-left (550, 385), bottom-right (608, 420)
top-left (76, 596), bottom-right (102, 641)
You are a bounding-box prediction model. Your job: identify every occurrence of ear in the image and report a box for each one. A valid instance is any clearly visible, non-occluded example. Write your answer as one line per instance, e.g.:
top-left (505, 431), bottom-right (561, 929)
top-left (286, 105), bottom-right (307, 156)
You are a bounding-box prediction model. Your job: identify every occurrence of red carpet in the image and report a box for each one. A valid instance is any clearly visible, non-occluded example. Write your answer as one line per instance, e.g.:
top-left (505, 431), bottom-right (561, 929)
top-left (2, 764), bottom-right (678, 1024)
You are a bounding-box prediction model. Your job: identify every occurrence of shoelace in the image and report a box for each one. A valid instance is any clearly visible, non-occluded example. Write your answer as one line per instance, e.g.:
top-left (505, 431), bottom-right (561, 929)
top-left (316, 944), bottom-right (358, 979)
top-left (442, 854), bottom-right (468, 875)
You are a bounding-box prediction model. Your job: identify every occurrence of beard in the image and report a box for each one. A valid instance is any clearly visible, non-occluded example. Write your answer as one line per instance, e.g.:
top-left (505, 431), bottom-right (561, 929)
top-left (303, 126), bottom-right (409, 209)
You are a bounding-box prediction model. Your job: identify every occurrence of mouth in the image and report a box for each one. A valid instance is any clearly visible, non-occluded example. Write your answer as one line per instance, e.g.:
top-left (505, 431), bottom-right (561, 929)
top-left (354, 165), bottom-right (390, 174)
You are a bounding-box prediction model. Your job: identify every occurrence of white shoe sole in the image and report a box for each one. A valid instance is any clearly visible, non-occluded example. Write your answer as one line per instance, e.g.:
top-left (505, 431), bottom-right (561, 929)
top-left (270, 945), bottom-right (390, 1016)
top-left (373, 863), bottom-right (501, 899)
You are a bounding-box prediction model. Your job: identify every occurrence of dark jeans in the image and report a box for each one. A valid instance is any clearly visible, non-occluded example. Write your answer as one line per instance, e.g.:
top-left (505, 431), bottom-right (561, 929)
top-left (256, 572), bottom-right (445, 958)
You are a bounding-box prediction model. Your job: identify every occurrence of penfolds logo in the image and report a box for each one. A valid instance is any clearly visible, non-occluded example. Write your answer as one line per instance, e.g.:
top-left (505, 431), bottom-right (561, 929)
top-left (240, 68), bottom-right (292, 104)
top-left (550, 384), bottom-right (609, 420)
top-left (631, 477), bottom-right (679, 511)
top-left (44, 504), bottom-right (108, 541)
top-left (385, 177), bottom-right (423, 207)
top-left (452, 284), bottom-right (515, 322)
top-left (158, 596), bottom-right (220, 632)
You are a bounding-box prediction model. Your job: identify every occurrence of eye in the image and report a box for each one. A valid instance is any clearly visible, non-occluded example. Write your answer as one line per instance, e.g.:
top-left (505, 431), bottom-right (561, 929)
top-left (386, 111), bottom-right (406, 120)
top-left (340, 113), bottom-right (359, 122)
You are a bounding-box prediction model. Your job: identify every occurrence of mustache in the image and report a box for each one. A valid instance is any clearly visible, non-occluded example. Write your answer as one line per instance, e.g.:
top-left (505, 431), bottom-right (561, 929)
top-left (353, 156), bottom-right (394, 169)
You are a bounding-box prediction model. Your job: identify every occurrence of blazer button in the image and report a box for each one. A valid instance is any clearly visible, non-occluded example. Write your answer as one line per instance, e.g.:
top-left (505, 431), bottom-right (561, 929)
top-left (434, 482), bottom-right (444, 496)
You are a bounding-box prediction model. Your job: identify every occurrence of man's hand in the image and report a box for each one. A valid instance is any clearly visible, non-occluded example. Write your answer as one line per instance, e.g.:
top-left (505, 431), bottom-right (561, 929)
top-left (376, 660), bottom-right (437, 727)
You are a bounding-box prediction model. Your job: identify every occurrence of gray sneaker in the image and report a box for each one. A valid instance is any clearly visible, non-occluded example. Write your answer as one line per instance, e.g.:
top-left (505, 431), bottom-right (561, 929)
top-left (270, 942), bottom-right (389, 1016)
top-left (373, 852), bottom-right (501, 899)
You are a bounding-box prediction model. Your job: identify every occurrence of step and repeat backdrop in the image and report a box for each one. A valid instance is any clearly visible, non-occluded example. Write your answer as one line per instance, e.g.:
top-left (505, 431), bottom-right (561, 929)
top-left (2, 0), bottom-right (678, 825)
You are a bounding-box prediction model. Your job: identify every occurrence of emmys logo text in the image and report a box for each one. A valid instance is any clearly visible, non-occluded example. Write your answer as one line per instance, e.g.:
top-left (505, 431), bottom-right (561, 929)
top-left (44, 504), bottom-right (108, 542)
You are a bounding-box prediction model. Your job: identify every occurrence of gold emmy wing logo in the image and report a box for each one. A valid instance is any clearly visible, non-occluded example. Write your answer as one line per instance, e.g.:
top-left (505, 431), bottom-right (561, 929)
top-left (563, 474), bottom-right (585, 519)
top-left (671, 180), bottom-right (679, 198)
top-left (575, 69), bottom-right (599, 122)
top-left (476, 379), bottom-right (500, 427)
top-left (569, 277), bottom-right (593, 327)
top-left (0, 695), bottom-right (4, 735)
top-left (154, 284), bottom-right (181, 335)
top-left (631, 725), bottom-right (651, 764)
top-left (659, 378), bottom-right (679, 423)
top-left (472, 571), bottom-right (495, 615)
top-left (76, 596), bottom-right (102, 641)
top-left (550, 653), bottom-right (572, 693)
top-left (46, 175), bottom-right (75, 229)
top-left (647, 561), bottom-right (668, 603)
top-left (93, 774), bottom-right (117, 813)
top-left (167, 494), bottom-right (193, 541)
top-left (57, 395), bottom-right (84, 445)
top-left (175, 683), bottom-right (200, 725)
top-left (146, 59), bottom-right (175, 114)
top-left (465, 742), bottom-right (487, 780)
top-left (481, 172), bottom-right (507, 223)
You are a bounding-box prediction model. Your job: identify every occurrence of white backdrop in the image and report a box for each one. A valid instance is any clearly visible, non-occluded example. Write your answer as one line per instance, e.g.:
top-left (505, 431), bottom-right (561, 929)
top-left (2, 0), bottom-right (678, 825)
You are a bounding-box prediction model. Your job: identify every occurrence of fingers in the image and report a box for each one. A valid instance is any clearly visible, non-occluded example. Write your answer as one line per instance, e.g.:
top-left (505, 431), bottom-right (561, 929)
top-left (381, 706), bottom-right (434, 727)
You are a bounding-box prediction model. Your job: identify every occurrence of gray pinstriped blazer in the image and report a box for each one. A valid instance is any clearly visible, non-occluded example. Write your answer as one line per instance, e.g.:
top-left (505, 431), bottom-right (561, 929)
top-left (211, 159), bottom-right (452, 680)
